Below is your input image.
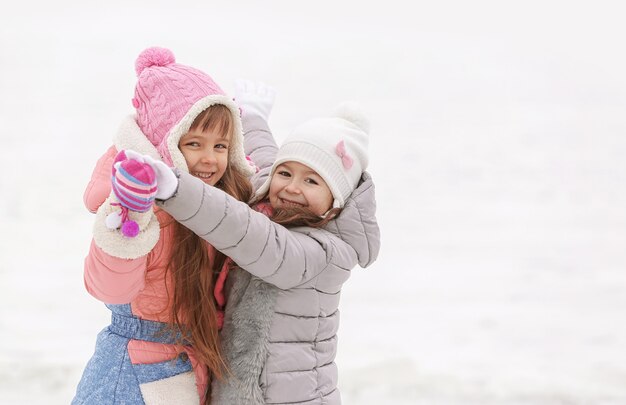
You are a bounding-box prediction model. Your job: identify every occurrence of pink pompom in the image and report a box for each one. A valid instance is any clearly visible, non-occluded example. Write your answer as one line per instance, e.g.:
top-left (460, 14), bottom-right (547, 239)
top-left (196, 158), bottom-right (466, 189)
top-left (121, 220), bottom-right (140, 238)
top-left (135, 47), bottom-right (175, 76)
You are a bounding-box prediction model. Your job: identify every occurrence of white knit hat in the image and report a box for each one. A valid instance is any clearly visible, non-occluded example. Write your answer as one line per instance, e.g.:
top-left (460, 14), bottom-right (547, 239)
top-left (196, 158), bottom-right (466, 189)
top-left (255, 102), bottom-right (369, 209)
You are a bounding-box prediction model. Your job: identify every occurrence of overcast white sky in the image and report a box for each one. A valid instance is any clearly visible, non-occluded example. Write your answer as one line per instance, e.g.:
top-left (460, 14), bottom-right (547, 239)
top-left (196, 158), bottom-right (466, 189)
top-left (1, 1), bottom-right (625, 404)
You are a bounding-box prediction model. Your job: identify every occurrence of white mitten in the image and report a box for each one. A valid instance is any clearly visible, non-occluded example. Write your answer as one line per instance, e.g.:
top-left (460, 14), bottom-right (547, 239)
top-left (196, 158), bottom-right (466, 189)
top-left (124, 149), bottom-right (179, 200)
top-left (233, 79), bottom-right (276, 121)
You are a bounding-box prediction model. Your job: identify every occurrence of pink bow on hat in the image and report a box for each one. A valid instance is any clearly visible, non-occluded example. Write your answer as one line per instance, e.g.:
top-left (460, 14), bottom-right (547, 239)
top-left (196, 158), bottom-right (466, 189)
top-left (335, 140), bottom-right (353, 170)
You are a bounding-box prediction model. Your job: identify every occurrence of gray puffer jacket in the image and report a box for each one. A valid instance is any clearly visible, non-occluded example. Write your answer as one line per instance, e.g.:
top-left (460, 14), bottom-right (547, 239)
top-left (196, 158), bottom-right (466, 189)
top-left (157, 114), bottom-right (380, 404)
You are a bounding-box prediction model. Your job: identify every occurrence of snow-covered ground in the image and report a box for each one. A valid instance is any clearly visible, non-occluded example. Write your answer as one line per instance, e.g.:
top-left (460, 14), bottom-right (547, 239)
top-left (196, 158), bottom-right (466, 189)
top-left (1, 1), bottom-right (625, 404)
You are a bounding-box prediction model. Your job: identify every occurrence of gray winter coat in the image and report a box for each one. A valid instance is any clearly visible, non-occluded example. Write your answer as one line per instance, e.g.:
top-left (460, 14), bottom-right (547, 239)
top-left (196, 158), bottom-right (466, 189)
top-left (157, 114), bottom-right (380, 404)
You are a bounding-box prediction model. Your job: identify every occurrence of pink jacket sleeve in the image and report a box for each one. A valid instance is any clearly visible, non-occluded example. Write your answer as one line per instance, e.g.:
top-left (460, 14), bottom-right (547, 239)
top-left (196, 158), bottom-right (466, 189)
top-left (84, 145), bottom-right (117, 213)
top-left (84, 240), bottom-right (147, 304)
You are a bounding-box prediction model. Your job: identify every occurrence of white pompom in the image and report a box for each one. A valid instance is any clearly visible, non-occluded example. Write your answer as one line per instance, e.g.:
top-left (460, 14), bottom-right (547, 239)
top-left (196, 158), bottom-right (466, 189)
top-left (105, 211), bottom-right (123, 230)
top-left (333, 102), bottom-right (370, 133)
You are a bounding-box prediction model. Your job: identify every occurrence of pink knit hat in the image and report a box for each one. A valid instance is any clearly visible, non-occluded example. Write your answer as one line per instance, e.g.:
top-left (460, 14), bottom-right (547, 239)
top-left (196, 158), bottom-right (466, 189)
top-left (132, 47), bottom-right (254, 177)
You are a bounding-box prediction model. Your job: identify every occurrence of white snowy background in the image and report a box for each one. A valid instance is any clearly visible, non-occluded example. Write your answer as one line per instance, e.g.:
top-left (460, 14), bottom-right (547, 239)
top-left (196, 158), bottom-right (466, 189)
top-left (1, 1), bottom-right (625, 404)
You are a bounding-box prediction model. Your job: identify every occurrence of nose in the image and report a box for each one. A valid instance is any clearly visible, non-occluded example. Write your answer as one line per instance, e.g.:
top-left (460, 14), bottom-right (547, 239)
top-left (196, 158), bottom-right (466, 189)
top-left (200, 150), bottom-right (217, 164)
top-left (284, 180), bottom-right (301, 194)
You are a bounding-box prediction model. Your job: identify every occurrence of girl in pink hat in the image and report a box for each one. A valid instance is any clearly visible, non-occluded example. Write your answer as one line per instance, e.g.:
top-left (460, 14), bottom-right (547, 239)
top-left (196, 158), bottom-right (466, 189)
top-left (73, 47), bottom-right (255, 405)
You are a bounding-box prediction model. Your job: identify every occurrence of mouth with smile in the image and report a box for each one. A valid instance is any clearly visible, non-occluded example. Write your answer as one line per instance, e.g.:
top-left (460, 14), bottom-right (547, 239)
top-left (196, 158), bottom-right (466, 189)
top-left (192, 171), bottom-right (215, 182)
top-left (278, 197), bottom-right (306, 209)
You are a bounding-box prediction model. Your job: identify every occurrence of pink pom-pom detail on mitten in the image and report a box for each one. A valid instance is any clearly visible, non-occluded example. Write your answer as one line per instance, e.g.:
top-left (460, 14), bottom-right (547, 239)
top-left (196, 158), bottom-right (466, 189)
top-left (135, 47), bottom-right (176, 76)
top-left (121, 220), bottom-right (140, 238)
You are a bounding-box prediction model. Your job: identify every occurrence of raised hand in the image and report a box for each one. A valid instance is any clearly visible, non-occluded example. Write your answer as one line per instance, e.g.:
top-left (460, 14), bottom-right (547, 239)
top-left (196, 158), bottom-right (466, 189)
top-left (234, 79), bottom-right (276, 121)
top-left (123, 150), bottom-right (178, 200)
top-left (105, 151), bottom-right (158, 237)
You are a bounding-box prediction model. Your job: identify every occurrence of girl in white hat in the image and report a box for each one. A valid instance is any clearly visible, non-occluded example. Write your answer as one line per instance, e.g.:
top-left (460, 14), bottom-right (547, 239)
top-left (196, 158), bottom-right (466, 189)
top-left (132, 80), bottom-right (381, 404)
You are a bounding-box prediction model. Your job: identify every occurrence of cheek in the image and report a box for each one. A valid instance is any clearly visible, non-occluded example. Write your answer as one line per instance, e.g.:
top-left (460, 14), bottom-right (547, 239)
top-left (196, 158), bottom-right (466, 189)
top-left (268, 176), bottom-right (281, 194)
top-left (318, 189), bottom-right (334, 211)
top-left (217, 154), bottom-right (229, 170)
top-left (325, 193), bottom-right (334, 208)
top-left (268, 184), bottom-right (278, 200)
top-left (180, 149), bottom-right (195, 167)
top-left (267, 182), bottom-right (280, 207)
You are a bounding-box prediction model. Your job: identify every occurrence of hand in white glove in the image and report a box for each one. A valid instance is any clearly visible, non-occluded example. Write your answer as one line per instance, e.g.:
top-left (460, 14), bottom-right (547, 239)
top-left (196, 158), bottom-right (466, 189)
top-left (233, 79), bottom-right (276, 121)
top-left (123, 150), bottom-right (179, 200)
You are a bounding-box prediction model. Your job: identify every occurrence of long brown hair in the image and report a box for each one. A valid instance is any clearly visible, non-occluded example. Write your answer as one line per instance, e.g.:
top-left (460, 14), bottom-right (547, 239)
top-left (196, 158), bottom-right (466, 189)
top-left (255, 184), bottom-right (342, 228)
top-left (270, 205), bottom-right (341, 228)
top-left (166, 105), bottom-right (253, 400)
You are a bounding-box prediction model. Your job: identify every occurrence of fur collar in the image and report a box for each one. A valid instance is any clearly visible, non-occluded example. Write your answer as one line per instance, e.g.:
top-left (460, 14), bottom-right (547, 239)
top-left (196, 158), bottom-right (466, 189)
top-left (113, 115), bottom-right (163, 161)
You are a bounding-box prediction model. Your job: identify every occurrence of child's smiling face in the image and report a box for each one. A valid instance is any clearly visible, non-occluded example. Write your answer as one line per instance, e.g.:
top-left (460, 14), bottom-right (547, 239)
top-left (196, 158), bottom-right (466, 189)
top-left (268, 161), bottom-right (334, 216)
top-left (178, 126), bottom-right (230, 186)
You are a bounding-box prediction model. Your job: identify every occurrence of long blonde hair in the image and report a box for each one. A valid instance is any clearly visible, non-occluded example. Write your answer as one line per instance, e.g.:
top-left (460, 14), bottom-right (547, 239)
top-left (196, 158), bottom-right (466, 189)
top-left (166, 105), bottom-right (253, 401)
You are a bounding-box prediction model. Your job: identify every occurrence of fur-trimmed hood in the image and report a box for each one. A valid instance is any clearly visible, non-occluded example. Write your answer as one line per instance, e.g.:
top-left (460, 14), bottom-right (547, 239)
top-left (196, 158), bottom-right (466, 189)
top-left (114, 115), bottom-right (163, 161)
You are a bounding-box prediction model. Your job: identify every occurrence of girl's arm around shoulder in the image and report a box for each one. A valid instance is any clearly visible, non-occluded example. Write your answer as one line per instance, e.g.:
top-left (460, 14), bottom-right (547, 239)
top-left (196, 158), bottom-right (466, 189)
top-left (242, 113), bottom-right (278, 167)
top-left (326, 171), bottom-right (381, 268)
top-left (157, 171), bottom-right (357, 289)
top-left (241, 113), bottom-right (278, 189)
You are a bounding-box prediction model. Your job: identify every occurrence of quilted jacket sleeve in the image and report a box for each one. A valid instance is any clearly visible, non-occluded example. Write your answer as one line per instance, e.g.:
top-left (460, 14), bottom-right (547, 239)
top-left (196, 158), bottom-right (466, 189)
top-left (241, 113), bottom-right (278, 192)
top-left (157, 171), bottom-right (356, 290)
top-left (83, 145), bottom-right (117, 213)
